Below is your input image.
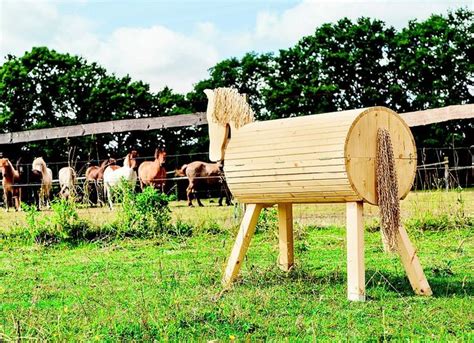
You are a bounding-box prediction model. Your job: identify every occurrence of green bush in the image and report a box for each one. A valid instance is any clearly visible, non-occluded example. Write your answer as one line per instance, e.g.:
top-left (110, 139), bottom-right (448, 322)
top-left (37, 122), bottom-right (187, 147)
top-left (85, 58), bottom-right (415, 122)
top-left (21, 199), bottom-right (90, 244)
top-left (115, 183), bottom-right (172, 238)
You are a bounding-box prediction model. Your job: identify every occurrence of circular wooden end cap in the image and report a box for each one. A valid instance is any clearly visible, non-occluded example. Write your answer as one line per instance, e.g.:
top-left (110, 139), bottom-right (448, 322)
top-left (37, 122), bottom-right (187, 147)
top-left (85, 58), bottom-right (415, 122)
top-left (344, 107), bottom-right (417, 205)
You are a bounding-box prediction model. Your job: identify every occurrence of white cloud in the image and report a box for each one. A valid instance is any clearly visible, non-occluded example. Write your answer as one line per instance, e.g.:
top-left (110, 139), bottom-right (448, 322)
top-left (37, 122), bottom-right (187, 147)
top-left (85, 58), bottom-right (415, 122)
top-left (1, 0), bottom-right (471, 93)
top-left (246, 0), bottom-right (472, 50)
top-left (0, 1), bottom-right (219, 93)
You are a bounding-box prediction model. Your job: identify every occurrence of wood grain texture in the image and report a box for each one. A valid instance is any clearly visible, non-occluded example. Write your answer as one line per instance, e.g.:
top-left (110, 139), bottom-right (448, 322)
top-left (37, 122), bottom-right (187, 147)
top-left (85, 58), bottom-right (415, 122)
top-left (278, 203), bottom-right (294, 271)
top-left (346, 201), bottom-right (365, 301)
top-left (1, 104), bottom-right (471, 145)
top-left (345, 107), bottom-right (417, 205)
top-left (401, 104), bottom-right (474, 127)
top-left (222, 204), bottom-right (263, 287)
top-left (0, 113), bottom-right (206, 144)
top-left (224, 106), bottom-right (416, 204)
top-left (396, 226), bottom-right (433, 296)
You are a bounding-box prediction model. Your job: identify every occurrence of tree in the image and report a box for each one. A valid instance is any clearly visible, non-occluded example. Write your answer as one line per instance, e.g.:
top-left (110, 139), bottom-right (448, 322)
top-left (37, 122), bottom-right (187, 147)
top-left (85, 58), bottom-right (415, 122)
top-left (0, 47), bottom-right (196, 161)
top-left (264, 17), bottom-right (395, 118)
top-left (390, 8), bottom-right (473, 147)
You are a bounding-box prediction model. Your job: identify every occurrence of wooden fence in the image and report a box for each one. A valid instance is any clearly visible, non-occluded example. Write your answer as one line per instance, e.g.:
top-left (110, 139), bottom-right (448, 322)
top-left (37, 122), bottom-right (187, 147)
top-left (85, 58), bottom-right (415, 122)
top-left (0, 104), bottom-right (472, 145)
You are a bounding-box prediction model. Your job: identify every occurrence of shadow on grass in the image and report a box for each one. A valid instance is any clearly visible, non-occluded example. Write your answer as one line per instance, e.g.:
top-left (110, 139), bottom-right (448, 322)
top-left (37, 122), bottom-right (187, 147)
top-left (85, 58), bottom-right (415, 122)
top-left (233, 265), bottom-right (472, 299)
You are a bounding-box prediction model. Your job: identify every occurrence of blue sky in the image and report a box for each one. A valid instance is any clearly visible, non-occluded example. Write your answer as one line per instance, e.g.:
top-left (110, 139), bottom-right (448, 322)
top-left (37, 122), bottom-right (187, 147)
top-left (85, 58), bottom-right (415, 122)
top-left (1, 0), bottom-right (471, 93)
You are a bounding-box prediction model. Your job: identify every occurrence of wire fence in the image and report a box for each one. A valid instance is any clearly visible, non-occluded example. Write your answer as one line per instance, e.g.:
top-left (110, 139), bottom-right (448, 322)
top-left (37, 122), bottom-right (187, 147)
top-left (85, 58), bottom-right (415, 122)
top-left (1, 147), bottom-right (473, 209)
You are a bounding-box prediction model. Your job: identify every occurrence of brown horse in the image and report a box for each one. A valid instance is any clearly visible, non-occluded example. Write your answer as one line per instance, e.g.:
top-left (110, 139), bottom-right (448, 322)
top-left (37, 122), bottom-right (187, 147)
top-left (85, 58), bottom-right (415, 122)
top-left (0, 158), bottom-right (21, 211)
top-left (138, 148), bottom-right (167, 191)
top-left (175, 161), bottom-right (232, 207)
top-left (85, 158), bottom-right (118, 181)
top-left (85, 158), bottom-right (118, 205)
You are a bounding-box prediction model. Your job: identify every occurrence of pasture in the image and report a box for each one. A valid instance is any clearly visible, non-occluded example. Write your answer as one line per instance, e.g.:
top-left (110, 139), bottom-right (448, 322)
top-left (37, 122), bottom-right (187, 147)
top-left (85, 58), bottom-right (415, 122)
top-left (0, 190), bottom-right (472, 340)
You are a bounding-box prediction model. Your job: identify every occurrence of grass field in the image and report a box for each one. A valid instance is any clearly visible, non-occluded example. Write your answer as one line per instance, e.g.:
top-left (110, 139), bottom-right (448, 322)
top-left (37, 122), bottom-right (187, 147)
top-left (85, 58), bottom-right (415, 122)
top-left (0, 190), bottom-right (473, 340)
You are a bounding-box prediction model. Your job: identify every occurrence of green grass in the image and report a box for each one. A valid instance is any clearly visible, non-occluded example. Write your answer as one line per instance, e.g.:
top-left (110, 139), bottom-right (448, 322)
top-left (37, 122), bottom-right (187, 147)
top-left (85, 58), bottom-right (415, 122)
top-left (0, 190), bottom-right (473, 340)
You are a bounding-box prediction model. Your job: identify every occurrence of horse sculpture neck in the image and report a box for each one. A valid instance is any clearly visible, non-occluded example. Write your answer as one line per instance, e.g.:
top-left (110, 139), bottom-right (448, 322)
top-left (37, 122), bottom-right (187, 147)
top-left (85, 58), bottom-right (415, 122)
top-left (204, 88), bottom-right (255, 162)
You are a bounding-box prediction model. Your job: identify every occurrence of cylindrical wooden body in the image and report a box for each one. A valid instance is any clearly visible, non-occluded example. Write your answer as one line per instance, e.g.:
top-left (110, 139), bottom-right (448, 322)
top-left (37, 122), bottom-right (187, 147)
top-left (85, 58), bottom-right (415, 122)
top-left (224, 107), bottom-right (416, 204)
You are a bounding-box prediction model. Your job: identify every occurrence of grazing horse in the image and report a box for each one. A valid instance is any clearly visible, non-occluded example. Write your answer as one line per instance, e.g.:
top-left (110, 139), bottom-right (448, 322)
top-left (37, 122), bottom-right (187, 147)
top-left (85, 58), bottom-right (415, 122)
top-left (0, 158), bottom-right (21, 211)
top-left (58, 167), bottom-right (76, 199)
top-left (103, 151), bottom-right (138, 209)
top-left (138, 148), bottom-right (167, 191)
top-left (175, 161), bottom-right (232, 207)
top-left (32, 157), bottom-right (53, 209)
top-left (85, 158), bottom-right (118, 205)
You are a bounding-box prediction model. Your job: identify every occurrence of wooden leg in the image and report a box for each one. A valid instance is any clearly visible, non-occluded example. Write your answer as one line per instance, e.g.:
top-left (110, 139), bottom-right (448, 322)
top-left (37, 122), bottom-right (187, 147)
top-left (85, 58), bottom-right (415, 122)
top-left (222, 204), bottom-right (263, 287)
top-left (346, 201), bottom-right (365, 301)
top-left (396, 226), bottom-right (432, 296)
top-left (278, 203), bottom-right (294, 271)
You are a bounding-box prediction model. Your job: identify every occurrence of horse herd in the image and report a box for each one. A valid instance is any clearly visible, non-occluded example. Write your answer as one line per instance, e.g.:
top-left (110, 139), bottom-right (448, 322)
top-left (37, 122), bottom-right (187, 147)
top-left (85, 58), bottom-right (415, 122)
top-left (0, 148), bottom-right (232, 211)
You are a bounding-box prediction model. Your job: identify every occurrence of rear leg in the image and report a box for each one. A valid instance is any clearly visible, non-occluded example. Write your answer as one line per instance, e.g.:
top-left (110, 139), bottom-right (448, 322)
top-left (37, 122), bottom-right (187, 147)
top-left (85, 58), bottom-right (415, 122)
top-left (186, 183), bottom-right (194, 207)
top-left (195, 190), bottom-right (204, 207)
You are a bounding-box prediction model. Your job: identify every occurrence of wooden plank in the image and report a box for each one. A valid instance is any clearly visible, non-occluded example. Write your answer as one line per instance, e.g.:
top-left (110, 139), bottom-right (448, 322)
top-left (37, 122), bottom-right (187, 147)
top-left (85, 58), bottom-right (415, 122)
top-left (228, 136), bottom-right (345, 154)
top-left (225, 164), bottom-right (346, 177)
top-left (224, 159), bottom-right (346, 172)
top-left (222, 203), bottom-right (263, 287)
top-left (224, 153), bottom-right (345, 168)
top-left (346, 201), bottom-right (365, 301)
top-left (401, 104), bottom-right (474, 127)
top-left (227, 144), bottom-right (345, 160)
top-left (278, 203), bottom-right (294, 271)
top-left (238, 195), bottom-right (360, 204)
top-left (396, 226), bottom-right (432, 296)
top-left (233, 122), bottom-right (352, 139)
top-left (227, 171), bottom-right (348, 184)
top-left (228, 178), bottom-right (350, 187)
top-left (0, 112), bottom-right (206, 144)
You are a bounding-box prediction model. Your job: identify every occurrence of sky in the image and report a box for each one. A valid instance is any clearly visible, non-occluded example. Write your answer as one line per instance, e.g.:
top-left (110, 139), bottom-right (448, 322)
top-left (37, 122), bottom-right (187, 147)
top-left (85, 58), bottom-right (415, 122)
top-left (1, 0), bottom-right (471, 93)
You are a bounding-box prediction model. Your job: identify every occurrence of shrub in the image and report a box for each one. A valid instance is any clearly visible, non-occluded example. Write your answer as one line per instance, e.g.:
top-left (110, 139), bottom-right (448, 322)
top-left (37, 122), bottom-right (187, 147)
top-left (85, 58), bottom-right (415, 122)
top-left (170, 220), bottom-right (194, 237)
top-left (115, 183), bottom-right (172, 238)
top-left (21, 199), bottom-right (90, 244)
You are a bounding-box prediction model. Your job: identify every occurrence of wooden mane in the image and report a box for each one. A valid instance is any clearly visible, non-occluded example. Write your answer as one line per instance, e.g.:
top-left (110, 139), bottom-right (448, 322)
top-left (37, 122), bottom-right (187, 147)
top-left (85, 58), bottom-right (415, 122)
top-left (208, 88), bottom-right (255, 128)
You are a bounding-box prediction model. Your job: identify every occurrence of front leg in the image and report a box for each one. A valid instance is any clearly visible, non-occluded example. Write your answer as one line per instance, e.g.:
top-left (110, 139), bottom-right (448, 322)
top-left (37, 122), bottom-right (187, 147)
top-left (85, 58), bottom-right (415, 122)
top-left (222, 204), bottom-right (263, 287)
top-left (4, 191), bottom-right (9, 212)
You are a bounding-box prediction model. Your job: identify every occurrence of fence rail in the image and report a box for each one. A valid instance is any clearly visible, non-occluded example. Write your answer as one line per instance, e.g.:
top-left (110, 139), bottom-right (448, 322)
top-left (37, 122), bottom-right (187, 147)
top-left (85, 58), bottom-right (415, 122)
top-left (1, 104), bottom-right (472, 144)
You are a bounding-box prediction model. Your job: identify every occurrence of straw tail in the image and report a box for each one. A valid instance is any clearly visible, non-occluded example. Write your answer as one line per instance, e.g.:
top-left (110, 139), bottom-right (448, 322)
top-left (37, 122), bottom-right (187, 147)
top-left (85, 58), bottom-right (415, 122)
top-left (376, 129), bottom-right (401, 252)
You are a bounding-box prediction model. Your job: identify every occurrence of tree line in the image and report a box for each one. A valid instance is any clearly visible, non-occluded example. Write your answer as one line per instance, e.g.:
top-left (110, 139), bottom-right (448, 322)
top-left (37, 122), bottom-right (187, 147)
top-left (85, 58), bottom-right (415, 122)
top-left (0, 8), bottom-right (472, 163)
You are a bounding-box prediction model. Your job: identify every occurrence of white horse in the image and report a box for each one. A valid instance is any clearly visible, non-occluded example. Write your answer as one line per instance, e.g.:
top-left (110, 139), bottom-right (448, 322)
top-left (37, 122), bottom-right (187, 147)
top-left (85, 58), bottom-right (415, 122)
top-left (32, 157), bottom-right (53, 209)
top-left (103, 151), bottom-right (138, 209)
top-left (58, 166), bottom-right (76, 199)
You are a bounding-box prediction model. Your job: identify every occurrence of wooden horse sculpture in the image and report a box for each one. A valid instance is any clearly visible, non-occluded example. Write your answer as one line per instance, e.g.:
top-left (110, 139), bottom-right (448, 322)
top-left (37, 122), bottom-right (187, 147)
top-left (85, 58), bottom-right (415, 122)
top-left (205, 88), bottom-right (432, 301)
top-left (138, 148), bottom-right (167, 191)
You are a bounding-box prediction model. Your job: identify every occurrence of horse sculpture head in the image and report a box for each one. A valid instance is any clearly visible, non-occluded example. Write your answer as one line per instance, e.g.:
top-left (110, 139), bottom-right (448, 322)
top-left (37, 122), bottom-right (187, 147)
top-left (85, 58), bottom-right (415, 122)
top-left (204, 88), bottom-right (255, 162)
